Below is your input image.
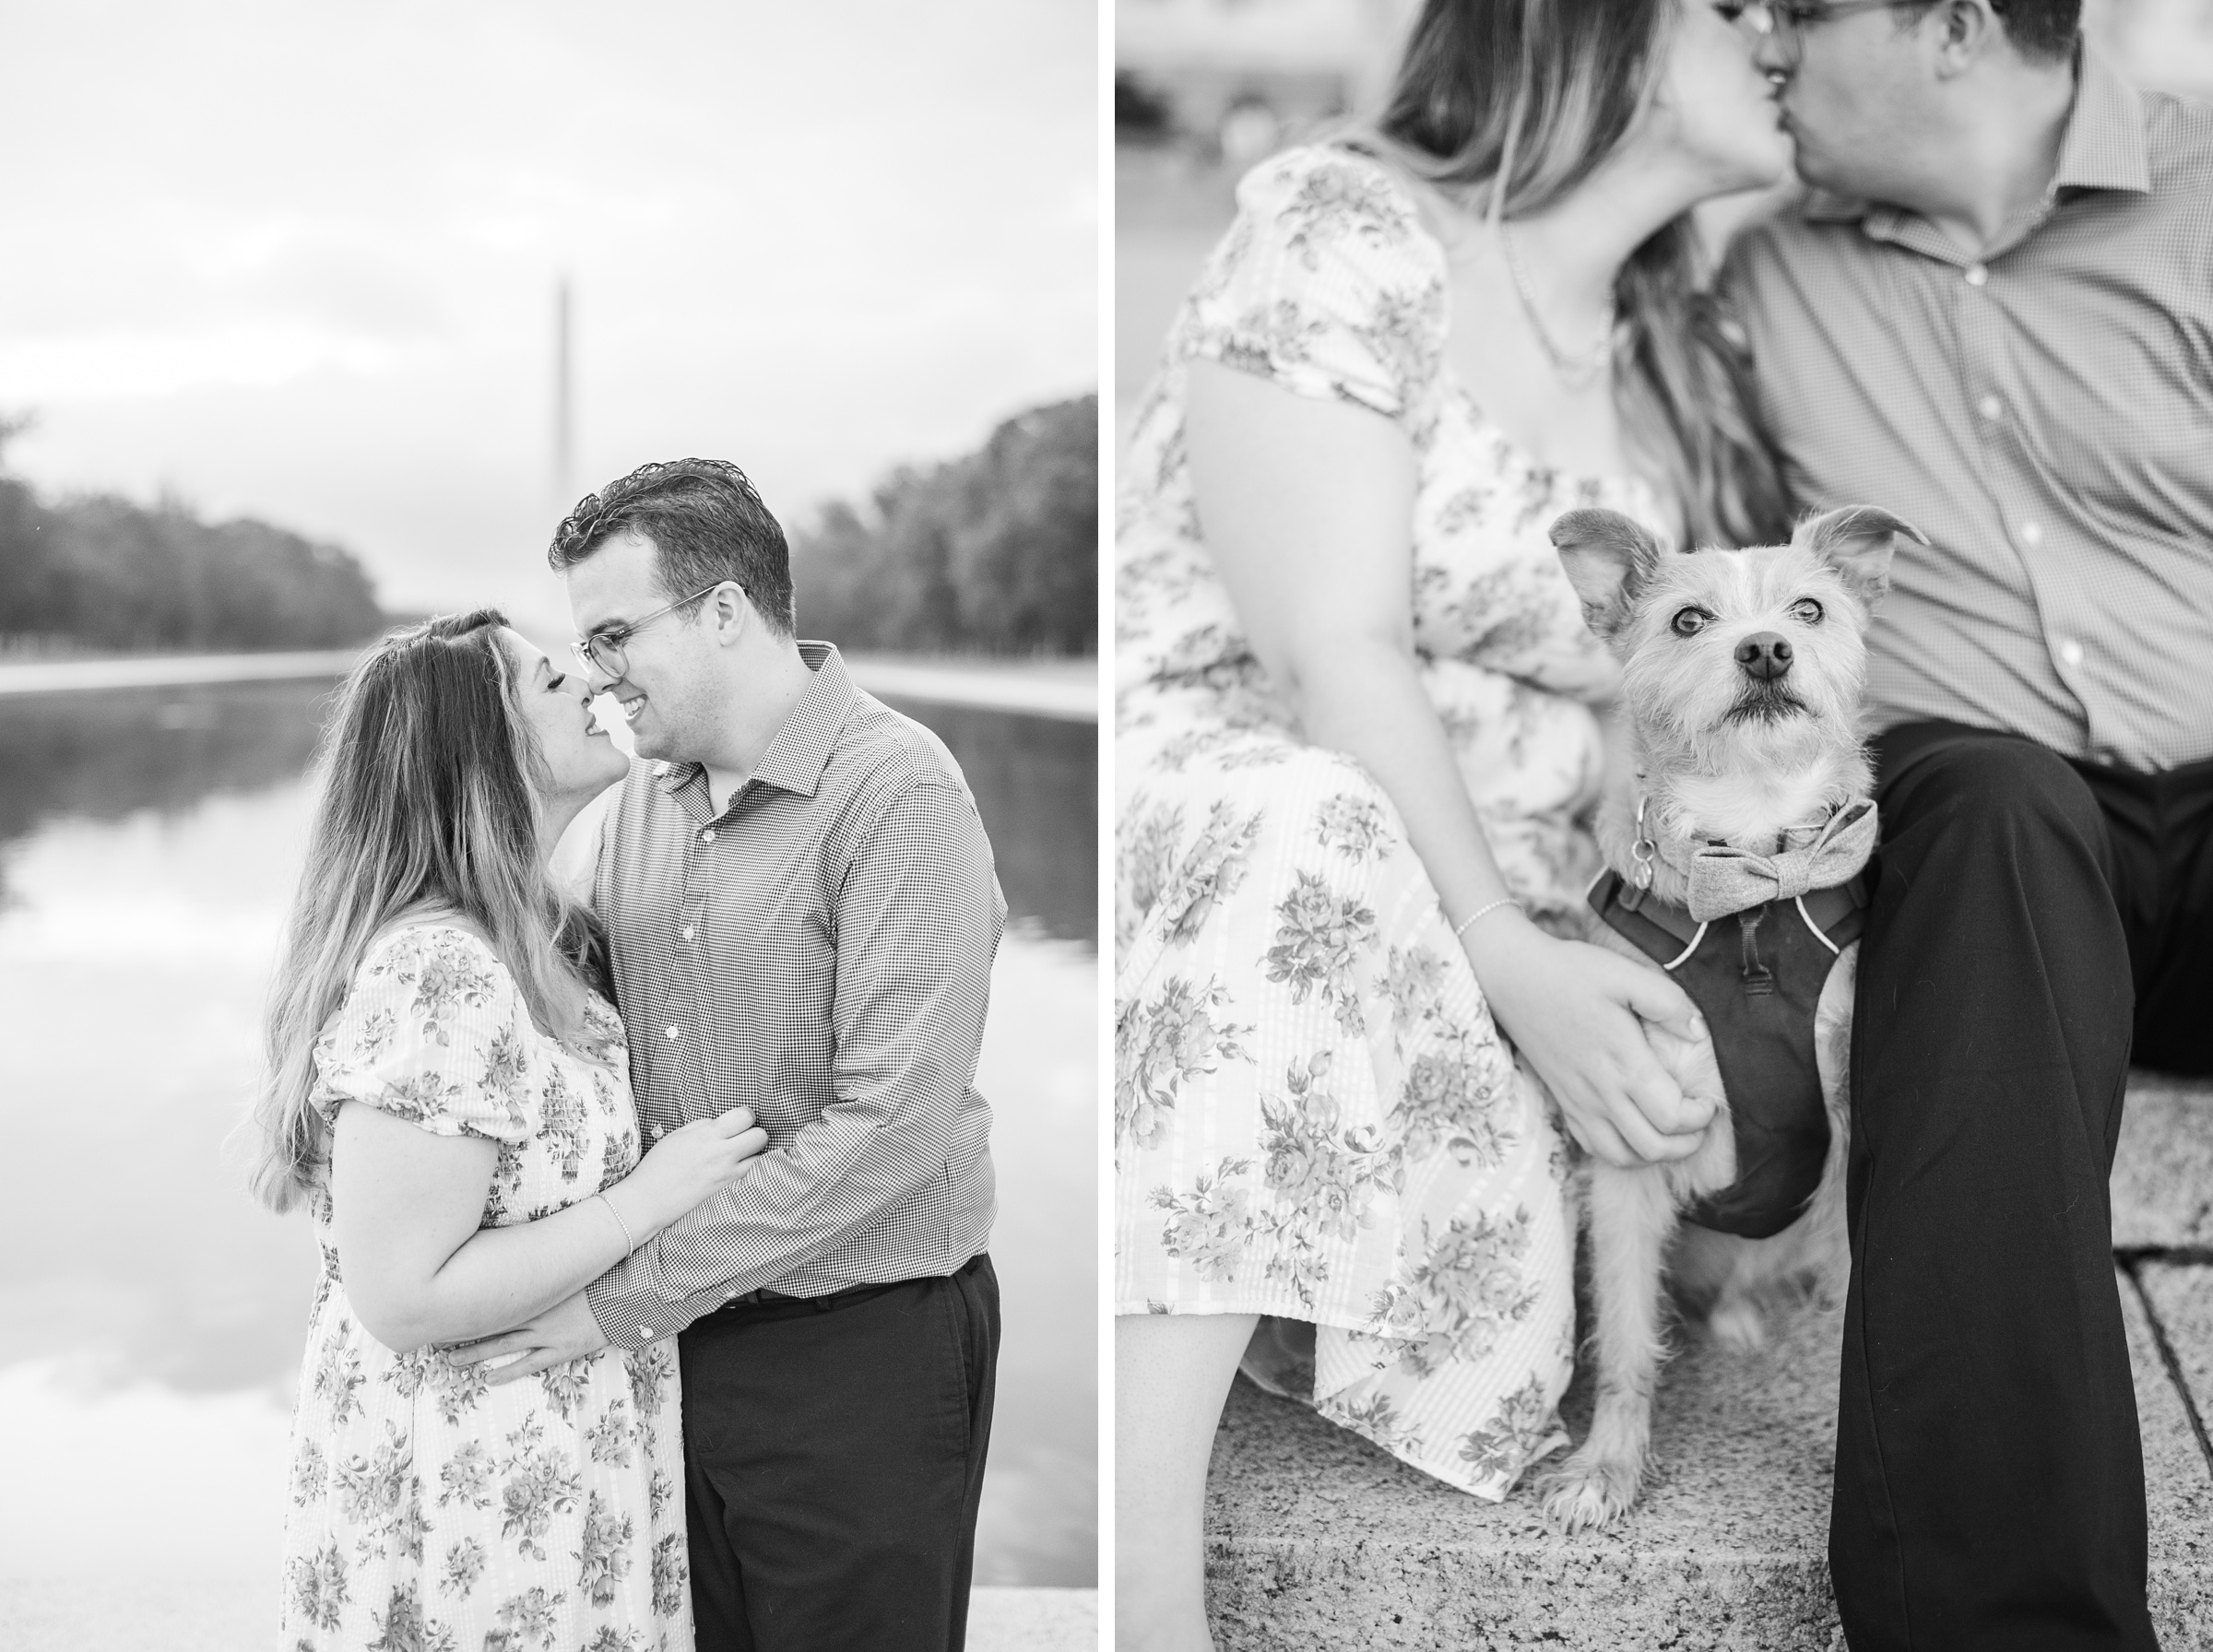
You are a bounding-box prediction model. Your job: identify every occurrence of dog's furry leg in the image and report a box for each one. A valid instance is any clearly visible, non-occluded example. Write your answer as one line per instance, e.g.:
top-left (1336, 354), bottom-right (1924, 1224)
top-left (1687, 1229), bottom-right (1773, 1350)
top-left (1541, 1161), bottom-right (1679, 1532)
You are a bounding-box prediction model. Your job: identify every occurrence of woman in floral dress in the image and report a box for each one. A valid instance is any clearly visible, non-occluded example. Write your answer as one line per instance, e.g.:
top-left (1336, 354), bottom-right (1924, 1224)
top-left (250, 612), bottom-right (767, 1652)
top-left (1114, 2), bottom-right (1796, 1644)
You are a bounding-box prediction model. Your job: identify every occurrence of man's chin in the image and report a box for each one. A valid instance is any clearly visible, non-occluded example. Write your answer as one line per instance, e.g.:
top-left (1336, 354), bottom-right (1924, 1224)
top-left (1793, 156), bottom-right (1838, 193)
top-left (628, 722), bottom-right (698, 767)
top-left (1784, 133), bottom-right (1858, 198)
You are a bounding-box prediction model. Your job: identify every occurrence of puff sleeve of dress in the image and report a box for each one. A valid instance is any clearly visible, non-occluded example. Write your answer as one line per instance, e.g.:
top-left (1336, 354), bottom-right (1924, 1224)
top-left (309, 924), bottom-right (538, 1146)
top-left (1178, 144), bottom-right (1448, 423)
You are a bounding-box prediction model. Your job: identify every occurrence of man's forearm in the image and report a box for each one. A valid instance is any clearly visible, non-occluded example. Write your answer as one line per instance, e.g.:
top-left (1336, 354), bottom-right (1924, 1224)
top-left (585, 1097), bottom-right (970, 1345)
top-left (585, 775), bottom-right (1001, 1350)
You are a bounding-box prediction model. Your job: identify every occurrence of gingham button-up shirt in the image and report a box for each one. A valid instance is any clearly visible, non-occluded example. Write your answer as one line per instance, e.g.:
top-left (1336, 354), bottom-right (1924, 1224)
top-left (581, 643), bottom-right (1002, 1349)
top-left (1722, 44), bottom-right (2213, 773)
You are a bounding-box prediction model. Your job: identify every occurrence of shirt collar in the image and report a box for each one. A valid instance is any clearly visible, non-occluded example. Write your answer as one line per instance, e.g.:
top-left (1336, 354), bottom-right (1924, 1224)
top-left (650, 641), bottom-right (855, 804)
top-left (2050, 41), bottom-right (2149, 195)
top-left (1797, 39), bottom-right (2148, 239)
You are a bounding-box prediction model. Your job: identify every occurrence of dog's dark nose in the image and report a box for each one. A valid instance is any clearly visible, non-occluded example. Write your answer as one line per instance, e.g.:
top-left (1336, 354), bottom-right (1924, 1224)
top-left (1735, 631), bottom-right (1793, 680)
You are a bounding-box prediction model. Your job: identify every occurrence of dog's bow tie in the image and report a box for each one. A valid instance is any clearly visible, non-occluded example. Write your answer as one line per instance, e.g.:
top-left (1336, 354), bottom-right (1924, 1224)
top-left (1684, 799), bottom-right (1878, 922)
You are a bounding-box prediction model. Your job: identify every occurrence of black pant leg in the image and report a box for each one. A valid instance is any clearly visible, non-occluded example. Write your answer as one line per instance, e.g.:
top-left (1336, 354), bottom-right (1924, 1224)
top-left (681, 1359), bottom-right (757, 1652)
top-left (680, 1257), bottom-right (1000, 1652)
top-left (2112, 752), bottom-right (2213, 1077)
top-left (1832, 722), bottom-right (2156, 1652)
top-left (943, 1256), bottom-right (999, 1652)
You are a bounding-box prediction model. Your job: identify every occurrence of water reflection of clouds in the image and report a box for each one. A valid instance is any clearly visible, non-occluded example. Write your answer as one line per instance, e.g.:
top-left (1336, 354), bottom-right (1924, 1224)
top-left (968, 929), bottom-right (1098, 1587)
top-left (0, 681), bottom-right (1097, 1589)
top-left (0, 791), bottom-right (302, 963)
top-left (0, 1363), bottom-right (292, 1582)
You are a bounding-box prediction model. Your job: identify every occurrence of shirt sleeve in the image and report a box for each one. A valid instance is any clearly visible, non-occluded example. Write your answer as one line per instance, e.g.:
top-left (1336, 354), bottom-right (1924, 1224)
top-left (1711, 218), bottom-right (1793, 502)
top-left (311, 926), bottom-right (538, 1145)
top-left (1178, 145), bottom-right (1446, 423)
top-left (585, 777), bottom-right (1004, 1344)
top-left (549, 782), bottom-right (615, 913)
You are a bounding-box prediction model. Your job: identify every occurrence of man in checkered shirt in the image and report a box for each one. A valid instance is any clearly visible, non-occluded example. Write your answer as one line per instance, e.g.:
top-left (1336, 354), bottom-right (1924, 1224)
top-left (1716, 2), bottom-right (2213, 1647)
top-left (471, 457), bottom-right (1005, 1651)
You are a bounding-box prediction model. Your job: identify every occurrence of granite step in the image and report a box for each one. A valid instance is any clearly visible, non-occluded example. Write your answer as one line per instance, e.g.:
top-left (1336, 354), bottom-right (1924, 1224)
top-left (0, 1581), bottom-right (1097, 1651)
top-left (1203, 1078), bottom-right (2213, 1650)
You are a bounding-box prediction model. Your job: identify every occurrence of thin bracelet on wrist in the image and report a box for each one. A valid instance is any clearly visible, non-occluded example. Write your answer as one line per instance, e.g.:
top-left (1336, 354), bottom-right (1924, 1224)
top-left (592, 1192), bottom-right (637, 1255)
top-left (1451, 896), bottom-right (1524, 943)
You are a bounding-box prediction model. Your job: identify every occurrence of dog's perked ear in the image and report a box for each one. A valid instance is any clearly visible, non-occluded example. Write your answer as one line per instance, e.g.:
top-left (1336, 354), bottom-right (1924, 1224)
top-left (1549, 509), bottom-right (1666, 640)
top-left (1790, 506), bottom-right (1928, 614)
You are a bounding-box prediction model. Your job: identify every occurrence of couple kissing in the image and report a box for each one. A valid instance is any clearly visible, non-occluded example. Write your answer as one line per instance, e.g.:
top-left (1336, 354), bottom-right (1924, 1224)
top-left (254, 457), bottom-right (1005, 1652)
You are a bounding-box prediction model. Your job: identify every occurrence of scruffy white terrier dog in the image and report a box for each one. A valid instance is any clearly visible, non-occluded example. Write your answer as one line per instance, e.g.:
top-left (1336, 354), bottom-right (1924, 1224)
top-left (1533, 502), bottom-right (1924, 1534)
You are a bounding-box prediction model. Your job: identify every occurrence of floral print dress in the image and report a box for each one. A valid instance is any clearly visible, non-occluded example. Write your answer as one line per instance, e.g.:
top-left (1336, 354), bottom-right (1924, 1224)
top-left (1115, 145), bottom-right (1677, 1498)
top-left (278, 924), bottom-right (692, 1652)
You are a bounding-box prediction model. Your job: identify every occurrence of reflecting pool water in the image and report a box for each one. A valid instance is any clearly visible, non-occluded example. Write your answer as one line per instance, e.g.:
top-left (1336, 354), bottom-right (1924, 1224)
top-left (0, 678), bottom-right (1096, 1596)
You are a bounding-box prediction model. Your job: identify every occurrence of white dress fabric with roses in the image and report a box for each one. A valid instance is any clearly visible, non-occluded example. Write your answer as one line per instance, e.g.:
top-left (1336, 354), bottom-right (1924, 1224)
top-left (278, 924), bottom-right (692, 1652)
top-left (1114, 145), bottom-right (1677, 1498)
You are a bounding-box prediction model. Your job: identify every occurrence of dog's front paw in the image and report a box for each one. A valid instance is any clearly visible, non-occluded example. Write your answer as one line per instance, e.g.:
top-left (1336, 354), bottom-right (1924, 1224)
top-left (1707, 1296), bottom-right (1768, 1351)
top-left (1538, 1450), bottom-right (1645, 1534)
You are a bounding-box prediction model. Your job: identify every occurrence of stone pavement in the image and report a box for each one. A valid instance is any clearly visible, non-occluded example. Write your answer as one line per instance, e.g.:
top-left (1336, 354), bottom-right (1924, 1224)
top-left (0, 1580), bottom-right (1097, 1650)
top-left (1204, 1078), bottom-right (2213, 1650)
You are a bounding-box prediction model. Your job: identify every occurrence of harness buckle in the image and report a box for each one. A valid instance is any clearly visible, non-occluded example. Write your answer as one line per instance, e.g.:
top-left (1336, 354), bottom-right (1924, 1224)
top-left (1631, 795), bottom-right (1658, 892)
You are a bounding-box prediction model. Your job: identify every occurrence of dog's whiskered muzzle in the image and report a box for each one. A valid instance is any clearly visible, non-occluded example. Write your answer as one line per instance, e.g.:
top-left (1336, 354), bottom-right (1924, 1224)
top-left (1725, 679), bottom-right (1809, 724)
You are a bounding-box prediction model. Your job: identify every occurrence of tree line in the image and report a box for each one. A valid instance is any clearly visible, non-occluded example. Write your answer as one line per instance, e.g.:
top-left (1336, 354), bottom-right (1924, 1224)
top-left (0, 427), bottom-right (385, 654)
top-left (790, 394), bottom-right (1096, 656)
top-left (0, 392), bottom-right (1097, 658)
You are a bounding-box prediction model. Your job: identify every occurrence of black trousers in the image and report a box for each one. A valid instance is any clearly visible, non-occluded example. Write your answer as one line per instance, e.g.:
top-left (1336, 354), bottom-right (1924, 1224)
top-left (1832, 721), bottom-right (2213, 1652)
top-left (679, 1253), bottom-right (1000, 1652)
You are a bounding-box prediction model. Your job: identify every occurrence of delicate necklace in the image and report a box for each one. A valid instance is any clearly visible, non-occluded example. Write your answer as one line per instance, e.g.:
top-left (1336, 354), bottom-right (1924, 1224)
top-left (1498, 220), bottom-right (1615, 393)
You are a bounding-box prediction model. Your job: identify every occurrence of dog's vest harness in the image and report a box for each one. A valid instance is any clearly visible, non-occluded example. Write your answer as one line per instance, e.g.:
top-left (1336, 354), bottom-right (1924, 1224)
top-left (1587, 865), bottom-right (1867, 1240)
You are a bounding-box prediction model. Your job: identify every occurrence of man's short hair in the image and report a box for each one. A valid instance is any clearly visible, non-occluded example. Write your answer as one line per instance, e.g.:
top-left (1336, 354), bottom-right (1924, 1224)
top-left (548, 458), bottom-right (796, 635)
top-left (1898, 0), bottom-right (2080, 62)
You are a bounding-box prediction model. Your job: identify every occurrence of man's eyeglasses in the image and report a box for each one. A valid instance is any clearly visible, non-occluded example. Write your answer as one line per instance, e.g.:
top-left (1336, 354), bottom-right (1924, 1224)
top-left (570, 584), bottom-right (728, 679)
top-left (1716, 0), bottom-right (1919, 40)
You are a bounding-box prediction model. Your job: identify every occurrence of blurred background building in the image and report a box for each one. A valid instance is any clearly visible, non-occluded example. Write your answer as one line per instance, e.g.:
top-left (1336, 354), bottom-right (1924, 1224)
top-left (1116, 0), bottom-right (2213, 437)
top-left (0, 4), bottom-right (1097, 1645)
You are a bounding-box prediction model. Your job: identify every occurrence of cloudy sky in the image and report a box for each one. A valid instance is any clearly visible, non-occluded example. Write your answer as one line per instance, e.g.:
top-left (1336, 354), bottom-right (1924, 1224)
top-left (1, 0), bottom-right (1096, 636)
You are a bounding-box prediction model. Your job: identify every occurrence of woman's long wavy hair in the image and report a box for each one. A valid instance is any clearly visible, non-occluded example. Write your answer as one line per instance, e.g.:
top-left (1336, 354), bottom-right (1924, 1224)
top-left (1358, 0), bottom-right (1790, 548)
top-left (248, 610), bottom-right (598, 1212)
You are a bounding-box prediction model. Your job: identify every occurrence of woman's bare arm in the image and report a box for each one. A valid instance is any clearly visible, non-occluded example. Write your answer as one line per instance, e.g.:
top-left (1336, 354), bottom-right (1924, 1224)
top-left (328, 1102), bottom-right (765, 1351)
top-left (1185, 360), bottom-right (1712, 1166)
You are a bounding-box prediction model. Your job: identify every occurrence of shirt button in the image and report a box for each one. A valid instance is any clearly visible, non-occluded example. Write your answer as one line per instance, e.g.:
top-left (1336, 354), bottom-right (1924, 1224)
top-left (635, 1326), bottom-right (654, 1340)
top-left (1964, 264), bottom-right (1988, 286)
top-left (2019, 520), bottom-right (2042, 546)
top-left (2059, 639), bottom-right (2086, 667)
top-left (1977, 394), bottom-right (2003, 422)
top-left (700, 829), bottom-right (716, 844)
top-left (681, 926), bottom-right (696, 940)
top-left (666, 1025), bottom-right (680, 1040)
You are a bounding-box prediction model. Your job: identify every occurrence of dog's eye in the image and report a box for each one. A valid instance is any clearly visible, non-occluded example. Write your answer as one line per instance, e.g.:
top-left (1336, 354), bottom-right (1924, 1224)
top-left (1790, 598), bottom-right (1825, 625)
top-left (1670, 608), bottom-right (1711, 637)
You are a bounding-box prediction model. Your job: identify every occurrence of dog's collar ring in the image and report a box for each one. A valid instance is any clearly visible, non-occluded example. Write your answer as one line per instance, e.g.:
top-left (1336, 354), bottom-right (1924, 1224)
top-left (1631, 795), bottom-right (1659, 892)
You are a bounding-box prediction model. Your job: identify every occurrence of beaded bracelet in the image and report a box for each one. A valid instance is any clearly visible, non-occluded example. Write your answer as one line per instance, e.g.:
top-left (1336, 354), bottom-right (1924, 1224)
top-left (1451, 896), bottom-right (1524, 943)
top-left (592, 1192), bottom-right (637, 1255)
